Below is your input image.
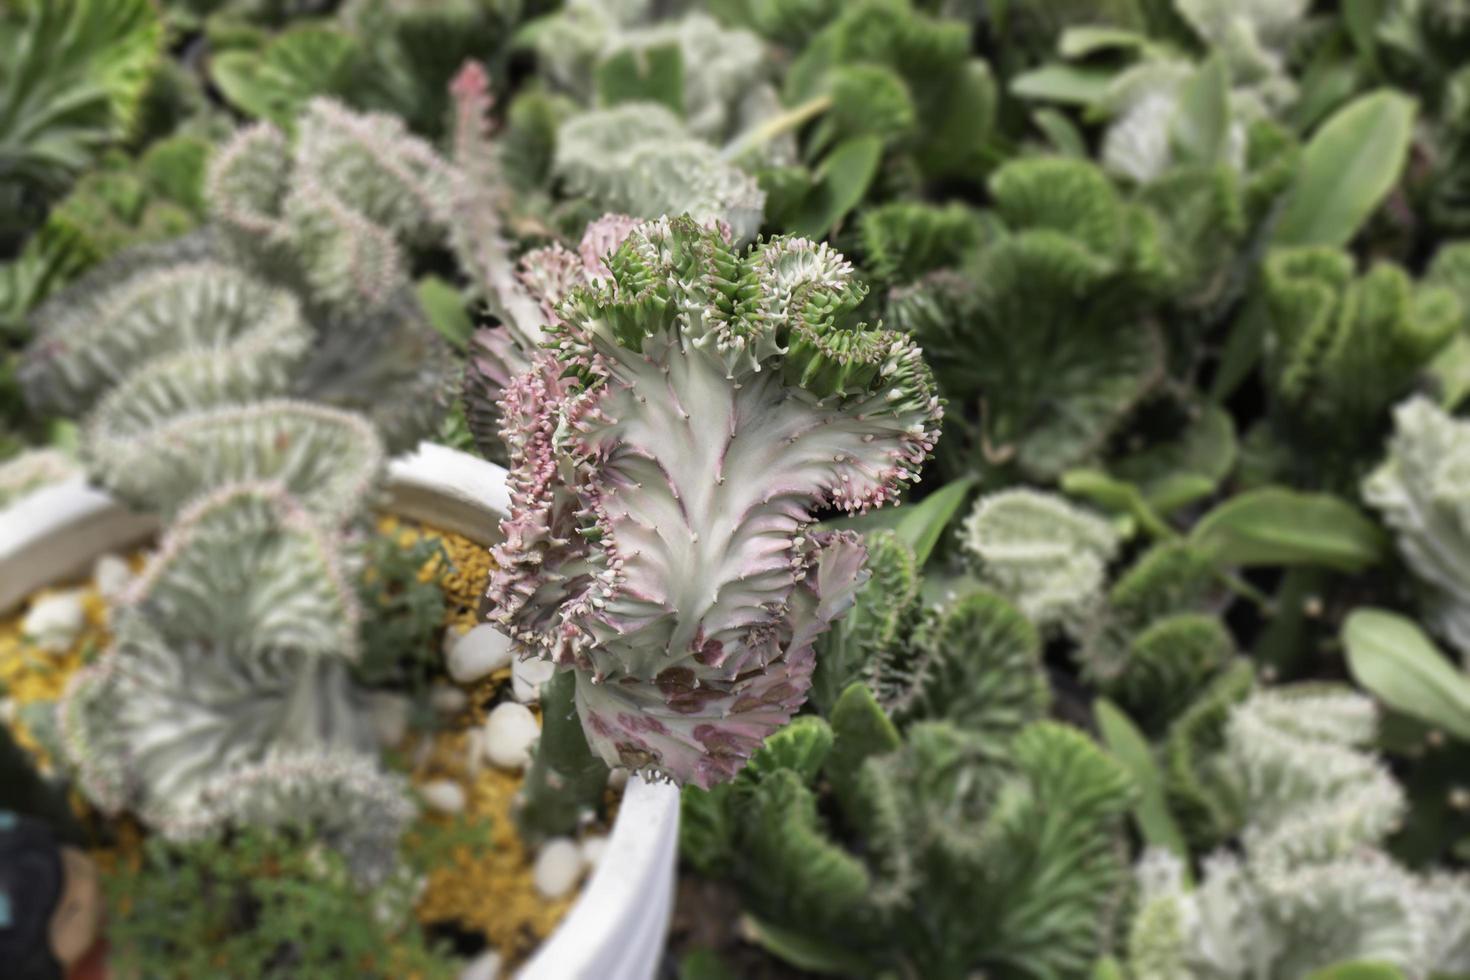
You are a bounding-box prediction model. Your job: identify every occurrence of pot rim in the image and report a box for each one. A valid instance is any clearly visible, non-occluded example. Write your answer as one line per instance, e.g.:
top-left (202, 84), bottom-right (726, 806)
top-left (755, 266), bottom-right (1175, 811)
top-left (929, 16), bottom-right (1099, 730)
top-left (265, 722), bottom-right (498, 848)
top-left (0, 441), bottom-right (679, 980)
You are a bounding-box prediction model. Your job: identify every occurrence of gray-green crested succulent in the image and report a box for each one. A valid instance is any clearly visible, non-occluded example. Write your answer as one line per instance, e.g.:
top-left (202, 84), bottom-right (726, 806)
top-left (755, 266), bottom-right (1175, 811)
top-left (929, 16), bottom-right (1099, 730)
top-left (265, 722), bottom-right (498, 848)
top-left (21, 100), bottom-right (463, 885)
top-left (1122, 685), bottom-right (1470, 980)
top-left (1364, 395), bottom-right (1470, 658)
top-left (961, 488), bottom-right (1121, 632)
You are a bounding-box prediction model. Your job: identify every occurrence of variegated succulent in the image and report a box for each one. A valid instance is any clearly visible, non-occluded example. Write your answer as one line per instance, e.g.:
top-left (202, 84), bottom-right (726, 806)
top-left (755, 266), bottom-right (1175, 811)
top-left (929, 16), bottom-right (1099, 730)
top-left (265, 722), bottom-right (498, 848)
top-left (484, 215), bottom-right (941, 787)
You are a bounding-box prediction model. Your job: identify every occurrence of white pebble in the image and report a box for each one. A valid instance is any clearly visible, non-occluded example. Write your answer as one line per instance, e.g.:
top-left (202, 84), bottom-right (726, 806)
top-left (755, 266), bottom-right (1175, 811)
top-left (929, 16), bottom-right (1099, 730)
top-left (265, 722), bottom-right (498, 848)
top-left (483, 702), bottom-right (539, 770)
top-left (420, 779), bottom-right (467, 814)
top-left (580, 835), bottom-right (607, 869)
top-left (459, 949), bottom-right (502, 980)
top-left (447, 624), bottom-right (514, 683)
top-left (607, 767), bottom-right (630, 791)
top-left (22, 591), bottom-right (86, 653)
top-left (512, 657), bottom-right (556, 703)
top-left (430, 683), bottom-right (469, 714)
top-left (367, 692), bottom-right (411, 748)
top-left (533, 838), bottom-right (583, 899)
top-left (92, 554), bottom-right (134, 600)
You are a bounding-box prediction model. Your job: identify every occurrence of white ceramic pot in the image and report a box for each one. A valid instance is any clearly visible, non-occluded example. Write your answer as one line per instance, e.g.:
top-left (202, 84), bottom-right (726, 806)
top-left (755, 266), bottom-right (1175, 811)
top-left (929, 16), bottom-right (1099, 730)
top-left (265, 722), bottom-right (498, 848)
top-left (0, 442), bottom-right (680, 980)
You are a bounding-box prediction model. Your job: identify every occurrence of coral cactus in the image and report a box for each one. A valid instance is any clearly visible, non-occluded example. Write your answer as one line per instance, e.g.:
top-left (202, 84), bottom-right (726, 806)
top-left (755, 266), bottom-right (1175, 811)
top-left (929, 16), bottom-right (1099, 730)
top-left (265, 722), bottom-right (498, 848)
top-left (484, 215), bottom-right (941, 787)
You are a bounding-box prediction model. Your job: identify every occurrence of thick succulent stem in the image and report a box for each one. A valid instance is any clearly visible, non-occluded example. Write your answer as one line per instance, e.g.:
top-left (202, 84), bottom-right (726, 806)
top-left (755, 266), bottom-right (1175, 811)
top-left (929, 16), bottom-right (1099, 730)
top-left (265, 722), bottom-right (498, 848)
top-left (514, 670), bottom-right (611, 844)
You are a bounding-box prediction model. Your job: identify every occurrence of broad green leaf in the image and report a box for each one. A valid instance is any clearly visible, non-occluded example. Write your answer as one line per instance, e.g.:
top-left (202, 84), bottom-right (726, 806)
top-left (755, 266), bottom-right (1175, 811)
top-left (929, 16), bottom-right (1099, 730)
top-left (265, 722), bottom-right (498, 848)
top-left (1170, 55), bottom-right (1229, 168)
top-left (791, 135), bottom-right (883, 239)
top-left (1430, 334), bottom-right (1470, 410)
top-left (1010, 64), bottom-right (1117, 106)
top-left (210, 27), bottom-right (361, 128)
top-left (1190, 488), bottom-right (1387, 572)
top-left (1343, 0), bottom-right (1388, 64)
top-left (1343, 609), bottom-right (1470, 742)
top-left (1095, 698), bottom-right (1190, 865)
top-left (1033, 108), bottom-right (1088, 158)
top-left (596, 42), bottom-right (684, 115)
top-left (1059, 26), bottom-right (1157, 58)
top-left (1273, 90), bottom-right (1415, 248)
top-left (679, 949), bottom-right (740, 980)
top-left (823, 476), bottom-right (978, 565)
top-left (415, 276), bottom-right (473, 350)
top-left (1306, 963), bottom-right (1407, 980)
top-left (1061, 469), bottom-right (1170, 539)
top-left (744, 915), bottom-right (873, 976)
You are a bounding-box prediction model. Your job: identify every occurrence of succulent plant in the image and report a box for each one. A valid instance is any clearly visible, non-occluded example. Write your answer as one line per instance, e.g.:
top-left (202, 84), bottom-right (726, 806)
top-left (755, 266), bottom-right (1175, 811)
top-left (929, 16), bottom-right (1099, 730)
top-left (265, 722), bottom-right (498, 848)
top-left (22, 98), bottom-right (458, 456)
top-left (1261, 246), bottom-right (1460, 471)
top-left (961, 488), bottom-right (1121, 632)
top-left (1123, 685), bottom-right (1470, 979)
top-left (17, 100), bottom-right (464, 884)
top-left (483, 215), bottom-right (942, 787)
top-left (683, 682), bottom-right (1134, 978)
top-left (1364, 395), bottom-right (1470, 658)
top-left (893, 157), bottom-right (1167, 479)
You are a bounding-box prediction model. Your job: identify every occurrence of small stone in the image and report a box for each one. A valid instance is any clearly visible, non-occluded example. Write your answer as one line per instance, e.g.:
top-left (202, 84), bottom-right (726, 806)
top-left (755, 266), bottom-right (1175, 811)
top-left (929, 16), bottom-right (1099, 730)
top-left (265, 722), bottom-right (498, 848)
top-left (459, 949), bottom-right (502, 980)
top-left (447, 624), bottom-right (514, 683)
top-left (512, 657), bottom-right (556, 703)
top-left (579, 835), bottom-right (607, 869)
top-left (483, 702), bottom-right (539, 770)
top-left (92, 554), bottom-right (133, 600)
top-left (607, 767), bottom-right (629, 791)
top-left (22, 591), bottom-right (86, 653)
top-left (420, 779), bottom-right (467, 814)
top-left (367, 692), bottom-right (411, 748)
top-left (430, 683), bottom-right (469, 714)
top-left (533, 838), bottom-right (583, 899)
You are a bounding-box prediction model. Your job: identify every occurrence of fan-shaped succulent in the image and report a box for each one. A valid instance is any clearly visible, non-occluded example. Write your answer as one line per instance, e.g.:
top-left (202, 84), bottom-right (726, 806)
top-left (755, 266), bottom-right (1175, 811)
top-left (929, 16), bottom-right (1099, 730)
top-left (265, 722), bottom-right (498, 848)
top-left (897, 157), bottom-right (1167, 478)
top-left (554, 104), bottom-right (767, 245)
top-left (683, 689), bottom-right (1134, 978)
top-left (59, 482), bottom-right (374, 843)
top-left (484, 215), bottom-right (941, 787)
top-left (961, 488), bottom-right (1121, 631)
top-left (1123, 685), bottom-right (1470, 979)
top-left (1262, 247), bottom-right (1460, 466)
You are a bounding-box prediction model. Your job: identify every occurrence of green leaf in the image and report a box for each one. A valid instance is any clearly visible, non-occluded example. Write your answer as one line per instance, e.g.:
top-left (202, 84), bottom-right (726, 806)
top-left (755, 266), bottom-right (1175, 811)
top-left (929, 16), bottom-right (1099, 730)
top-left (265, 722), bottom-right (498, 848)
top-left (1169, 55), bottom-right (1230, 168)
top-left (1061, 469), bottom-right (1169, 539)
top-left (1306, 963), bottom-right (1408, 980)
top-left (1272, 90), bottom-right (1416, 248)
top-left (1191, 488), bottom-right (1387, 572)
top-left (210, 27), bottom-right (361, 128)
top-left (823, 476), bottom-right (977, 565)
top-left (1033, 108), bottom-right (1088, 158)
top-left (1343, 609), bottom-right (1470, 742)
top-left (1010, 64), bottom-right (1117, 106)
top-left (743, 915), bottom-right (874, 976)
top-left (791, 135), bottom-right (884, 239)
top-left (415, 276), bottom-right (473, 350)
top-left (1058, 26), bottom-right (1156, 58)
top-left (679, 949), bottom-right (741, 980)
top-left (1095, 698), bottom-right (1190, 865)
top-left (596, 42), bottom-right (684, 115)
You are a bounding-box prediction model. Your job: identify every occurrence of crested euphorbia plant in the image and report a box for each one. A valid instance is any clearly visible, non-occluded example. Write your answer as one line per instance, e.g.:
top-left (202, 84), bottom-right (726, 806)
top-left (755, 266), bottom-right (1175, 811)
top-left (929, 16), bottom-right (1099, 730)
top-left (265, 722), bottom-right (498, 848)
top-left (485, 216), bottom-right (942, 788)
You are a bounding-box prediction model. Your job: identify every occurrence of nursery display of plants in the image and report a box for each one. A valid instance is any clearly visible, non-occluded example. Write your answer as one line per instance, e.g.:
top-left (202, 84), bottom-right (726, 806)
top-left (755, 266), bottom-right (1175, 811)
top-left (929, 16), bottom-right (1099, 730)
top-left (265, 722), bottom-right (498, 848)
top-left (7, 1), bottom-right (1470, 979)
